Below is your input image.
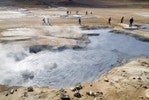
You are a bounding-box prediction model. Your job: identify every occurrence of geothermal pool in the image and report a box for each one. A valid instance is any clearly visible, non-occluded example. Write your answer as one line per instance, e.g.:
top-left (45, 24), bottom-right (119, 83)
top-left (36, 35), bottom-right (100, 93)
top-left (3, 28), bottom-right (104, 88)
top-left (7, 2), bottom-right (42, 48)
top-left (0, 28), bottom-right (149, 88)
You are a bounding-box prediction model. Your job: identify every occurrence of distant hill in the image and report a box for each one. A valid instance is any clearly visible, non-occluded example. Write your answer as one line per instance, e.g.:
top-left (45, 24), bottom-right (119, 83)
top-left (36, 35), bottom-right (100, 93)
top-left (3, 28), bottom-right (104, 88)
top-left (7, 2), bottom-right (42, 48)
top-left (36, 0), bottom-right (149, 7)
top-left (74, 0), bottom-right (148, 5)
top-left (0, 0), bottom-right (148, 7)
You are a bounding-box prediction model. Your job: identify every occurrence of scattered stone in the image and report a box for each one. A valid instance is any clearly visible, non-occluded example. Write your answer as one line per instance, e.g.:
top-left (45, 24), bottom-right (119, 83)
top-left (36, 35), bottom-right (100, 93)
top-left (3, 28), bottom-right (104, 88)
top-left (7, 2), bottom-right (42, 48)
top-left (15, 89), bottom-right (17, 91)
top-left (10, 88), bottom-right (14, 94)
top-left (138, 77), bottom-right (142, 81)
top-left (86, 91), bottom-right (95, 96)
top-left (143, 86), bottom-right (148, 89)
top-left (139, 96), bottom-right (144, 99)
top-left (75, 83), bottom-right (83, 90)
top-left (122, 70), bottom-right (126, 72)
top-left (24, 92), bottom-right (28, 97)
top-left (104, 78), bottom-right (109, 82)
top-left (71, 83), bottom-right (83, 92)
top-left (27, 87), bottom-right (34, 92)
top-left (74, 91), bottom-right (82, 98)
top-left (70, 87), bottom-right (76, 92)
top-left (145, 89), bottom-right (149, 99)
top-left (86, 91), bottom-right (103, 97)
top-left (5, 93), bottom-right (8, 96)
top-left (60, 93), bottom-right (70, 100)
top-left (60, 88), bottom-right (67, 93)
top-left (96, 92), bottom-right (103, 97)
top-left (94, 98), bottom-right (97, 100)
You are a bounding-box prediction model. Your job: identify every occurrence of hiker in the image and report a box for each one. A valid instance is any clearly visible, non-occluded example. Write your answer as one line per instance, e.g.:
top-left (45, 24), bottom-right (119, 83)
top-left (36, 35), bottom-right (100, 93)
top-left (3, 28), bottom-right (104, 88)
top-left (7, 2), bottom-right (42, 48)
top-left (120, 16), bottom-right (124, 23)
top-left (85, 11), bottom-right (88, 15)
top-left (108, 17), bottom-right (111, 25)
top-left (79, 18), bottom-right (81, 25)
top-left (129, 17), bottom-right (134, 27)
top-left (76, 11), bottom-right (79, 15)
top-left (42, 18), bottom-right (46, 25)
top-left (47, 18), bottom-right (52, 26)
top-left (67, 11), bottom-right (69, 15)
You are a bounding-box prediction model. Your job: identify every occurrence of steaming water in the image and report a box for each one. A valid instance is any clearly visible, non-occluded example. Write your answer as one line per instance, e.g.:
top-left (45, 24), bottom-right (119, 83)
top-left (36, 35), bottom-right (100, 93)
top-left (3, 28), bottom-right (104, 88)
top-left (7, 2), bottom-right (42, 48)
top-left (0, 28), bottom-right (149, 88)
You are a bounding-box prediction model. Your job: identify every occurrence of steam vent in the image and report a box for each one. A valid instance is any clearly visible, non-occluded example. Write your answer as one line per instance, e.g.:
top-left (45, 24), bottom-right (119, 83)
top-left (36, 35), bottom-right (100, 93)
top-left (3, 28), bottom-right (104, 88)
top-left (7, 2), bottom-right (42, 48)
top-left (0, 0), bottom-right (149, 100)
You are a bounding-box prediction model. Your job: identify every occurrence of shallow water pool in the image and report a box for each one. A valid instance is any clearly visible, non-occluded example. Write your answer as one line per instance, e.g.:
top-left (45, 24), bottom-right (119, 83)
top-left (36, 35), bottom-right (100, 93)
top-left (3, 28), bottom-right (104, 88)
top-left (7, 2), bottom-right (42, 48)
top-left (0, 28), bottom-right (149, 88)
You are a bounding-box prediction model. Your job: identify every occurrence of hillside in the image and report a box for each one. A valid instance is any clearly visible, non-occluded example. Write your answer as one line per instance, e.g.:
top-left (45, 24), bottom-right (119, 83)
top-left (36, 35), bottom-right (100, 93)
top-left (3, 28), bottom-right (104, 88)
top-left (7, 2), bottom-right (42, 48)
top-left (0, 0), bottom-right (148, 7)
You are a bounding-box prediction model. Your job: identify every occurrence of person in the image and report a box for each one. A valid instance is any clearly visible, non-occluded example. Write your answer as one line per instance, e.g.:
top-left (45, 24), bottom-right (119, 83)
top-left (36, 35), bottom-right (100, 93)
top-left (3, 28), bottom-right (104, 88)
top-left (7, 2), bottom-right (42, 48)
top-left (90, 12), bottom-right (93, 15)
top-left (47, 18), bottom-right (52, 26)
top-left (67, 11), bottom-right (69, 15)
top-left (42, 18), bottom-right (46, 25)
top-left (108, 17), bottom-right (111, 25)
top-left (79, 18), bottom-right (81, 25)
top-left (129, 17), bottom-right (134, 27)
top-left (70, 11), bottom-right (71, 15)
top-left (76, 11), bottom-right (79, 15)
top-left (85, 11), bottom-right (88, 15)
top-left (120, 16), bottom-right (124, 23)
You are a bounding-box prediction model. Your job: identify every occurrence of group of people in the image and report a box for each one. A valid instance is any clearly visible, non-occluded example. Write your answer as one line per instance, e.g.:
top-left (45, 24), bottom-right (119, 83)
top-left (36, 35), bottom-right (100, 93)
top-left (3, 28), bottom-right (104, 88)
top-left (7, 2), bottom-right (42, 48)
top-left (108, 17), bottom-right (134, 27)
top-left (42, 11), bottom-right (134, 27)
top-left (42, 17), bottom-right (52, 26)
top-left (78, 17), bottom-right (134, 27)
top-left (66, 11), bottom-right (93, 15)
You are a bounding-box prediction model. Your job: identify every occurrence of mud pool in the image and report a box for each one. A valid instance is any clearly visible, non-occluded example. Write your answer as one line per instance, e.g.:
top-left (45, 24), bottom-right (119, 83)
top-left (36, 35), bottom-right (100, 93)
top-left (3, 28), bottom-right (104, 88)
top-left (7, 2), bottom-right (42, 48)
top-left (0, 28), bottom-right (149, 88)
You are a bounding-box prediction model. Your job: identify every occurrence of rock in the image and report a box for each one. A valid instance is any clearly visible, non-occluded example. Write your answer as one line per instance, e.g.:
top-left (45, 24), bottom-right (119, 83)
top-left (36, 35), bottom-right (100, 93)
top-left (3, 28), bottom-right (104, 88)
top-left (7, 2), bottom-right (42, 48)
top-left (145, 89), bottom-right (149, 99)
top-left (27, 87), bottom-right (34, 92)
top-left (5, 93), bottom-right (8, 96)
top-left (96, 92), bottom-right (103, 97)
top-left (24, 92), bottom-right (28, 97)
top-left (137, 77), bottom-right (142, 81)
top-left (70, 87), bottom-right (76, 92)
top-left (74, 91), bottom-right (82, 98)
top-left (75, 83), bottom-right (83, 90)
top-left (70, 83), bottom-right (83, 92)
top-left (86, 91), bottom-right (103, 97)
top-left (15, 88), bottom-right (17, 91)
top-left (104, 78), bottom-right (109, 82)
top-left (122, 70), bottom-right (126, 72)
top-left (86, 91), bottom-right (95, 96)
top-left (60, 93), bottom-right (70, 100)
top-left (139, 96), bottom-right (144, 99)
top-left (60, 88), bottom-right (67, 93)
top-left (10, 88), bottom-right (14, 94)
top-left (143, 86), bottom-right (148, 89)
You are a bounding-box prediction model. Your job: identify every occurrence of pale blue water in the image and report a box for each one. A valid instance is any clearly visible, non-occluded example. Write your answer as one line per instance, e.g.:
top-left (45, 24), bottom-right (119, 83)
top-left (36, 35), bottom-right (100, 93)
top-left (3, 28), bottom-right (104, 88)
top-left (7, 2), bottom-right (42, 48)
top-left (0, 28), bottom-right (149, 88)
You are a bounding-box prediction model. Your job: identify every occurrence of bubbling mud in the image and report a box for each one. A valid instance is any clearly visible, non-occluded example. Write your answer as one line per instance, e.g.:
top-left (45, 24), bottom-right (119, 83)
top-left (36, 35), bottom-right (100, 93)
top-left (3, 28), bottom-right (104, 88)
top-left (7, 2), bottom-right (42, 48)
top-left (0, 28), bottom-right (149, 88)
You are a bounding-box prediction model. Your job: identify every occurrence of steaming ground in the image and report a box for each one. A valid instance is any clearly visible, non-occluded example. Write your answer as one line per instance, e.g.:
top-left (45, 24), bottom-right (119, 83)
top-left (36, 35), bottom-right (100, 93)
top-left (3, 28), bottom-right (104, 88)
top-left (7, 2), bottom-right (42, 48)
top-left (0, 28), bottom-right (149, 88)
top-left (0, 6), bottom-right (149, 88)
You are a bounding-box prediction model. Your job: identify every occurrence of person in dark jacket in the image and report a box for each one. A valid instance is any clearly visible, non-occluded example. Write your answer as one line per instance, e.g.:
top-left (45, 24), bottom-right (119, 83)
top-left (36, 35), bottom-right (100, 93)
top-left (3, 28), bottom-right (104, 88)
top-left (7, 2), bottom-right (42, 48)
top-left (121, 16), bottom-right (124, 23)
top-left (42, 18), bottom-right (46, 25)
top-left (129, 17), bottom-right (134, 27)
top-left (108, 17), bottom-right (111, 25)
top-left (85, 11), bottom-right (88, 15)
top-left (67, 11), bottom-right (69, 15)
top-left (79, 18), bottom-right (81, 25)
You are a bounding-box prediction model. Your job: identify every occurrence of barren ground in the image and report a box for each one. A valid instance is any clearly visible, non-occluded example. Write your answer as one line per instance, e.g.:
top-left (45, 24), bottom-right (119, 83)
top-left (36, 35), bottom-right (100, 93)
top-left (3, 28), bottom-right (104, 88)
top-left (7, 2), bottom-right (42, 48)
top-left (0, 6), bottom-right (149, 100)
